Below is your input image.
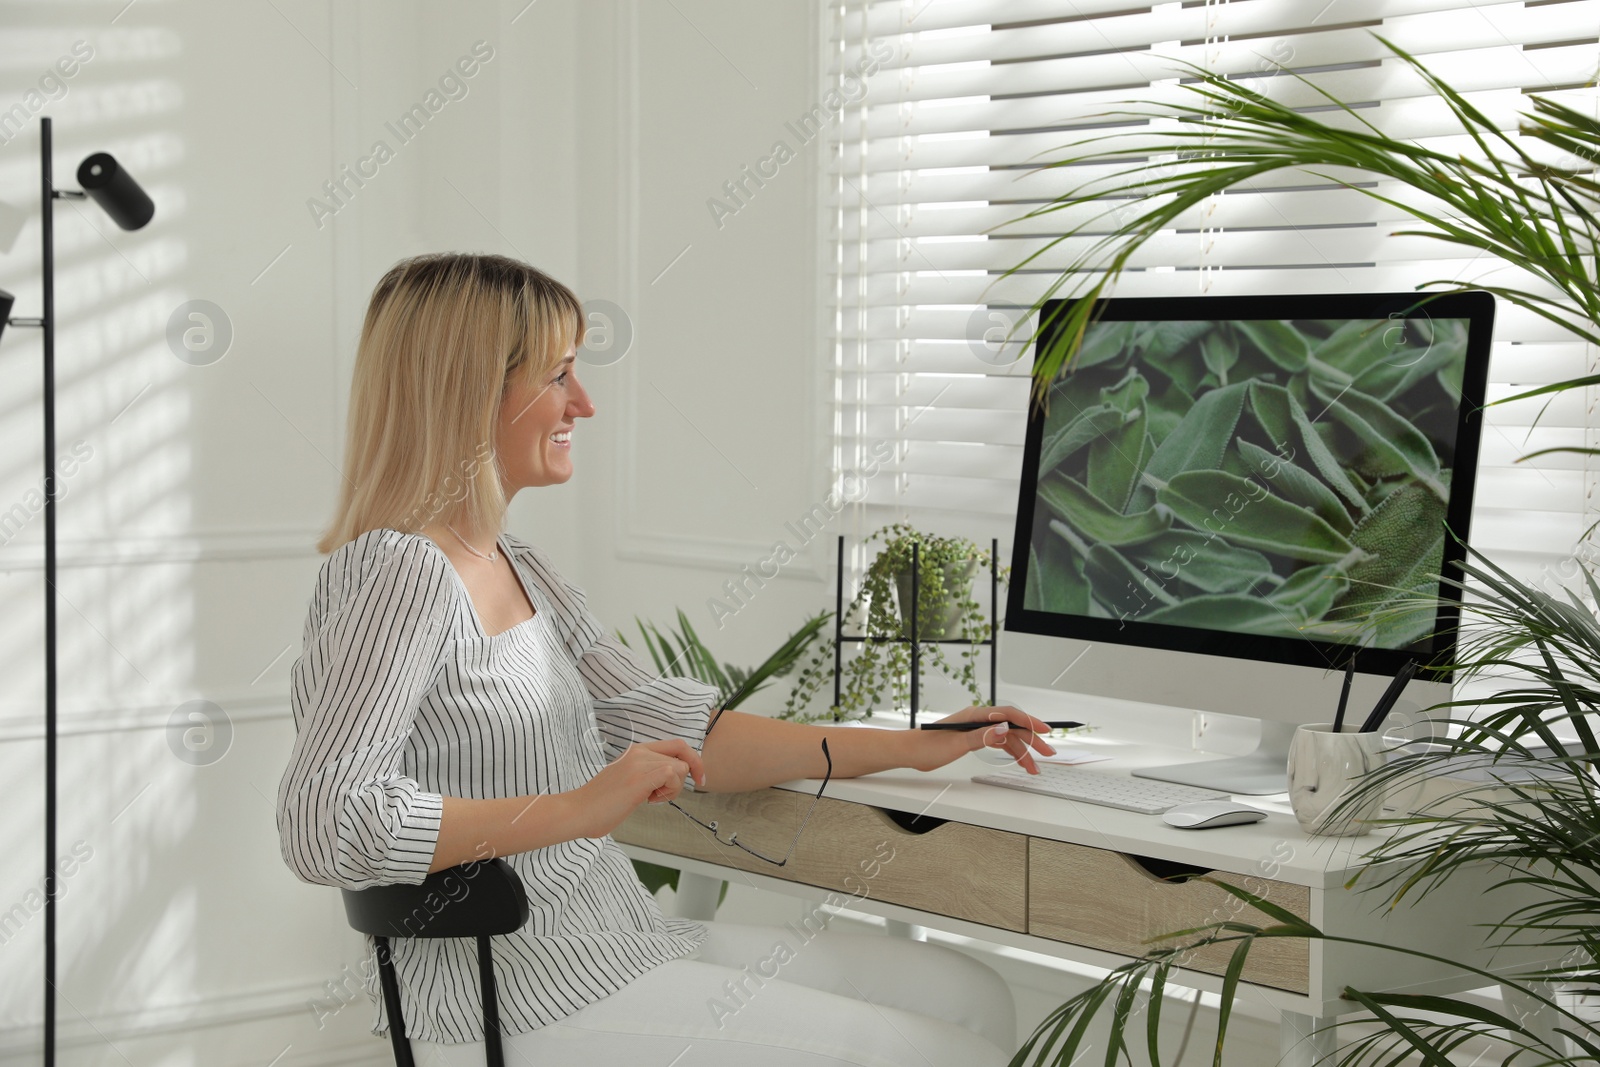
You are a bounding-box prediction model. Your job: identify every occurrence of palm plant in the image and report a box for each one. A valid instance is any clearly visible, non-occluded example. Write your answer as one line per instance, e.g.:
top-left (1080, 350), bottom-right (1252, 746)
top-left (621, 608), bottom-right (830, 901)
top-left (1014, 39), bottom-right (1600, 453)
top-left (1018, 550), bottom-right (1600, 1067)
top-left (622, 607), bottom-right (831, 712)
top-left (1006, 38), bottom-right (1600, 1067)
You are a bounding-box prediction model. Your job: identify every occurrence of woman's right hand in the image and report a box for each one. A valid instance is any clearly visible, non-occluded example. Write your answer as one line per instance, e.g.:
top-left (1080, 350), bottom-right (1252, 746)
top-left (572, 739), bottom-right (707, 838)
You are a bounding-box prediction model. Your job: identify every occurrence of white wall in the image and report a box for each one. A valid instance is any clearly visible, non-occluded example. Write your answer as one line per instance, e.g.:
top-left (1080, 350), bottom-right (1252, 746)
top-left (569, 0), bottom-right (845, 671)
top-left (0, 2), bottom-right (582, 1063)
top-left (0, 3), bottom-right (1191, 1064)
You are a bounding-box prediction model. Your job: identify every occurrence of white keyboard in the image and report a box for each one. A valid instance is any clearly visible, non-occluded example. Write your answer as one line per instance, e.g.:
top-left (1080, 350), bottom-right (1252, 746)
top-left (971, 764), bottom-right (1230, 815)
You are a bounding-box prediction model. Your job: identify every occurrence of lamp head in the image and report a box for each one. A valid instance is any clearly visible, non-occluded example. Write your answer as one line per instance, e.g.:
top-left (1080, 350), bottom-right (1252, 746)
top-left (0, 288), bottom-right (13, 345)
top-left (77, 153), bottom-right (153, 231)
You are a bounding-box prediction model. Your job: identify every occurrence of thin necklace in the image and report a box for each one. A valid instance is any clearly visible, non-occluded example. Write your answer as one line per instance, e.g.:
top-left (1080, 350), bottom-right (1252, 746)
top-left (444, 522), bottom-right (499, 562)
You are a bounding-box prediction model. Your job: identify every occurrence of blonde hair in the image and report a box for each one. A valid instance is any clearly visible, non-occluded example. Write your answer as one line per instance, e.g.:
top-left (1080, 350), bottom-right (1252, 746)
top-left (318, 253), bottom-right (584, 554)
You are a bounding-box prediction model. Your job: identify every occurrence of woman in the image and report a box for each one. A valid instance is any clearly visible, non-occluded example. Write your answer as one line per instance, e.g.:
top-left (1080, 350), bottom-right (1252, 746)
top-left (276, 253), bottom-right (1057, 1066)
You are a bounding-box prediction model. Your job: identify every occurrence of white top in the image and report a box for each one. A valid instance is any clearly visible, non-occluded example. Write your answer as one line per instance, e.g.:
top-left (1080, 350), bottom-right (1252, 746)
top-left (276, 528), bottom-right (718, 1043)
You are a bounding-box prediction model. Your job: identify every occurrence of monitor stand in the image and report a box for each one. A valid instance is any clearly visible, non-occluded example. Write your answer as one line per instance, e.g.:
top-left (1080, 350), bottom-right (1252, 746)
top-left (1133, 720), bottom-right (1295, 796)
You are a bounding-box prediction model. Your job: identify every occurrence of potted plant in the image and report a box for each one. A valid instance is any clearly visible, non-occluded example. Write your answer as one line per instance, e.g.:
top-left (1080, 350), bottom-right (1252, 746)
top-left (1013, 40), bottom-right (1600, 436)
top-left (619, 608), bottom-right (830, 905)
top-left (1017, 549), bottom-right (1600, 1067)
top-left (1002, 40), bottom-right (1600, 1066)
top-left (876, 522), bottom-right (987, 640)
top-left (782, 523), bottom-right (1005, 721)
top-left (622, 608), bottom-right (831, 713)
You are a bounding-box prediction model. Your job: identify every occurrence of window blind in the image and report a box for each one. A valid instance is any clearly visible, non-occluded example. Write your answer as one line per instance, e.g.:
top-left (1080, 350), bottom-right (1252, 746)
top-left (826, 0), bottom-right (1600, 582)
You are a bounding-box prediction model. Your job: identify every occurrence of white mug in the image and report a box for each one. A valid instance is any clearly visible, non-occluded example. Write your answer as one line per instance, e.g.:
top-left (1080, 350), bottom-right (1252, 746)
top-left (1286, 723), bottom-right (1392, 837)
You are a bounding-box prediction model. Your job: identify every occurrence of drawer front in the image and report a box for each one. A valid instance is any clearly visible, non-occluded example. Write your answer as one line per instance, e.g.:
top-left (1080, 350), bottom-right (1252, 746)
top-left (1028, 838), bottom-right (1311, 993)
top-left (615, 791), bottom-right (1028, 932)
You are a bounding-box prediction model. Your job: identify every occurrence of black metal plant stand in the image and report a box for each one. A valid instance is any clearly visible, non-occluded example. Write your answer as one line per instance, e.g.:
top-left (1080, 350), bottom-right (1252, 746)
top-left (831, 535), bottom-right (999, 727)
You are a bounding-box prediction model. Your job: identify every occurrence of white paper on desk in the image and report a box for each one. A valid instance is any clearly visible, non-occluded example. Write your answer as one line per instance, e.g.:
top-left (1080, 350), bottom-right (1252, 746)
top-left (1032, 749), bottom-right (1110, 766)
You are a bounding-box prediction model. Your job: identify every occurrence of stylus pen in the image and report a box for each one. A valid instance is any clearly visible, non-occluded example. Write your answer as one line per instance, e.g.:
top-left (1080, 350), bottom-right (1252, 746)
top-left (1332, 656), bottom-right (1356, 733)
top-left (1359, 660), bottom-right (1417, 734)
top-left (919, 720), bottom-right (1084, 732)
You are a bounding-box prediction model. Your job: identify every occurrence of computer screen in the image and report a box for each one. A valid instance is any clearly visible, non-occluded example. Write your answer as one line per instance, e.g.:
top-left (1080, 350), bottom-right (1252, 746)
top-left (1006, 291), bottom-right (1494, 678)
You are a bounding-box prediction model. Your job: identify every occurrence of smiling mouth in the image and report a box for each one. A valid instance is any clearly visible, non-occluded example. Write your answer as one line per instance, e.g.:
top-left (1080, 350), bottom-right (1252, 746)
top-left (551, 431), bottom-right (572, 445)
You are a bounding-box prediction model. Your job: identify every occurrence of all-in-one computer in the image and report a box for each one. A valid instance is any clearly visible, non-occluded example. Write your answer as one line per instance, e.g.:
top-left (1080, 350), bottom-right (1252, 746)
top-left (995, 291), bottom-right (1494, 797)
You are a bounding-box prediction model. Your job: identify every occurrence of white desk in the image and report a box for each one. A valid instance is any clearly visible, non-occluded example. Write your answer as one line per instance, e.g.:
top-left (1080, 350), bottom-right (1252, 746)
top-left (617, 726), bottom-right (1559, 1066)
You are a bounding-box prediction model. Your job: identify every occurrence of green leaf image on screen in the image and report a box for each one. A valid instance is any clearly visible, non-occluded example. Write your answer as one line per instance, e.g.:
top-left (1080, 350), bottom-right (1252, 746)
top-left (1024, 316), bottom-right (1470, 647)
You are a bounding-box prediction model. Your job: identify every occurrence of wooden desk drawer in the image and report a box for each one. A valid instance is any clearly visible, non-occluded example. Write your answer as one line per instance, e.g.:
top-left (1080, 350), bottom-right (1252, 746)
top-left (1028, 839), bottom-right (1311, 993)
top-left (616, 791), bottom-right (1028, 932)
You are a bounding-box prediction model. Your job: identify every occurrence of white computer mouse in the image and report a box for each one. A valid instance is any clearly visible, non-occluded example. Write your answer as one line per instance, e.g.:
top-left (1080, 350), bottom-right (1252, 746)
top-left (1161, 801), bottom-right (1269, 830)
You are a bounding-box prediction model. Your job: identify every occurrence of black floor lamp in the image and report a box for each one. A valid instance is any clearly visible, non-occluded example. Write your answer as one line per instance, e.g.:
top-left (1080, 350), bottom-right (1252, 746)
top-left (1, 115), bottom-right (153, 1067)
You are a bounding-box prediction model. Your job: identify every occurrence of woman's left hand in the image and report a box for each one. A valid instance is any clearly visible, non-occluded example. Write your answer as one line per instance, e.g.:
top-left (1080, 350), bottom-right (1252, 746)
top-left (908, 705), bottom-right (1057, 775)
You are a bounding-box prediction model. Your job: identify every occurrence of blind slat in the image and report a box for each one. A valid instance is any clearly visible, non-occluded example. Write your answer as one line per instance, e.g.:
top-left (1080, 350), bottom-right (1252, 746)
top-left (835, 304), bottom-right (1586, 344)
top-left (842, 341), bottom-right (1591, 386)
top-left (834, 230), bottom-right (1481, 274)
top-left (834, 7), bottom-right (1594, 103)
top-left (832, 44), bottom-right (1597, 138)
top-left (836, 0), bottom-right (1554, 66)
top-left (834, 0), bottom-right (1527, 44)
top-left (831, 259), bottom-right (1569, 305)
top-left (832, 86), bottom-right (1600, 178)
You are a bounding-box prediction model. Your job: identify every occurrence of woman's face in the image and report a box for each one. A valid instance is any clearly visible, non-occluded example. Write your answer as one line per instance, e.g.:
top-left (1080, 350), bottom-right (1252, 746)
top-left (495, 349), bottom-right (595, 493)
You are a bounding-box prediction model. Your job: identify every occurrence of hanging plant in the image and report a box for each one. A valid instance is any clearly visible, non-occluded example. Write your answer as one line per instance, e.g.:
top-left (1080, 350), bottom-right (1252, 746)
top-left (783, 523), bottom-right (1008, 721)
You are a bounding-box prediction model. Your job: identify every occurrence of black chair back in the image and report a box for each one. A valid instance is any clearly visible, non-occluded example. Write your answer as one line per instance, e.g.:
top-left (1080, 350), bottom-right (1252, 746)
top-left (341, 859), bottom-right (529, 1067)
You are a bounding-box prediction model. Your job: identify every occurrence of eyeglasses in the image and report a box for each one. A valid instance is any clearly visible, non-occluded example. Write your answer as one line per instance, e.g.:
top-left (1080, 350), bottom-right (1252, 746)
top-left (667, 737), bottom-right (832, 867)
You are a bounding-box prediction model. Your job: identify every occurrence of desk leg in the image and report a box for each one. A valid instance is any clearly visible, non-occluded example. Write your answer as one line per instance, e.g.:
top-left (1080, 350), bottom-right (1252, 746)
top-left (671, 872), bottom-right (723, 922)
top-left (1500, 981), bottom-right (1567, 1058)
top-left (1279, 1010), bottom-right (1336, 1067)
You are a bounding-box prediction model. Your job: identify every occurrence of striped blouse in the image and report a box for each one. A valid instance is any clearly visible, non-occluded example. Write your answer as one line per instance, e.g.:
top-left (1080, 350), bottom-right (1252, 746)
top-left (276, 528), bottom-right (718, 1043)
